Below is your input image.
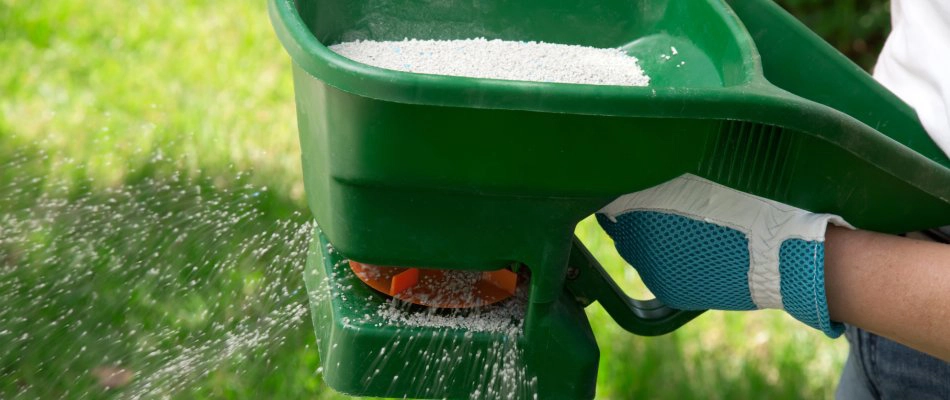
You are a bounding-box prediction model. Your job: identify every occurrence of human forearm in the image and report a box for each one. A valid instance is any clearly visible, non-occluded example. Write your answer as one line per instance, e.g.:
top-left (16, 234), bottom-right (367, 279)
top-left (824, 226), bottom-right (950, 361)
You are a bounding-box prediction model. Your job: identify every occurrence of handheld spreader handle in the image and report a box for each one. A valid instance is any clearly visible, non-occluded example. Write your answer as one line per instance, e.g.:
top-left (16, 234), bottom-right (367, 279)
top-left (564, 236), bottom-right (703, 336)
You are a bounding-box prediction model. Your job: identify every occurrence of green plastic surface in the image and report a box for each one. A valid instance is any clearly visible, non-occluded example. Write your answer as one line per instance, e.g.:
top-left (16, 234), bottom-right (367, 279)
top-left (270, 0), bottom-right (950, 398)
top-left (307, 230), bottom-right (598, 399)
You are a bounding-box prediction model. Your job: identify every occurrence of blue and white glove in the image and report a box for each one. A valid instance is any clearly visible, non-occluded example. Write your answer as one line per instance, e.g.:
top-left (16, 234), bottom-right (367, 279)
top-left (597, 174), bottom-right (854, 338)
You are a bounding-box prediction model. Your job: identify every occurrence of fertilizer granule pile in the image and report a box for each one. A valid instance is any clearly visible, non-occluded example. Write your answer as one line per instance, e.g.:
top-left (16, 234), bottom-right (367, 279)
top-left (329, 38), bottom-right (650, 87)
top-left (373, 291), bottom-right (527, 334)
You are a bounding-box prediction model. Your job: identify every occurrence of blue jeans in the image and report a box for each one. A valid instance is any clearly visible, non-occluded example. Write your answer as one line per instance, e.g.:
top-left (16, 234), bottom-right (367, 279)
top-left (836, 325), bottom-right (950, 399)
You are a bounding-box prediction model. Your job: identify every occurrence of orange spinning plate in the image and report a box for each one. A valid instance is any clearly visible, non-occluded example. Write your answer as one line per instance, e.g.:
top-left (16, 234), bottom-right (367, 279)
top-left (349, 261), bottom-right (519, 308)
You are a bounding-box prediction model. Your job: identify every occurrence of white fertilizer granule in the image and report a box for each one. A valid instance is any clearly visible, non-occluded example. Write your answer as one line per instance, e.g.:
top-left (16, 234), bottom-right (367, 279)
top-left (367, 288), bottom-right (528, 334)
top-left (329, 37), bottom-right (650, 87)
top-left (374, 297), bottom-right (525, 334)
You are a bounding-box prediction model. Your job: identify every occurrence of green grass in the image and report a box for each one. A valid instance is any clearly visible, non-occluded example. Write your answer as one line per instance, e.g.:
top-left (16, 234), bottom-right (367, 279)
top-left (1, 0), bottom-right (849, 398)
top-left (775, 0), bottom-right (890, 71)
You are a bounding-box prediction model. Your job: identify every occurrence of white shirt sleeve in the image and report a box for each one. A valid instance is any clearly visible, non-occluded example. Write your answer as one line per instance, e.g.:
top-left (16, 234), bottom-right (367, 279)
top-left (873, 0), bottom-right (950, 159)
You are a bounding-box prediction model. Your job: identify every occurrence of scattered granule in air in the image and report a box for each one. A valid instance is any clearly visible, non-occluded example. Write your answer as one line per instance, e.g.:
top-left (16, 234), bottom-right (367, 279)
top-left (329, 38), bottom-right (650, 87)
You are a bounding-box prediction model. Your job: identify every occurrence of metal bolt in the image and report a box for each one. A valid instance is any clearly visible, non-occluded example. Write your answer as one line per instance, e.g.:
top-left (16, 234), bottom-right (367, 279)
top-left (566, 267), bottom-right (580, 280)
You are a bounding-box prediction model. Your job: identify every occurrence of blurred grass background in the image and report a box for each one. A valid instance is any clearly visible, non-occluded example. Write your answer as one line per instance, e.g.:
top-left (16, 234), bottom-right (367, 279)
top-left (0, 0), bottom-right (889, 398)
top-left (776, 0), bottom-right (890, 71)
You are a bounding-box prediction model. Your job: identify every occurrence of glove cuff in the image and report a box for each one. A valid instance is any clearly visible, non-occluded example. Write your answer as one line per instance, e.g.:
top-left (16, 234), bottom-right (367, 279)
top-left (778, 239), bottom-right (845, 338)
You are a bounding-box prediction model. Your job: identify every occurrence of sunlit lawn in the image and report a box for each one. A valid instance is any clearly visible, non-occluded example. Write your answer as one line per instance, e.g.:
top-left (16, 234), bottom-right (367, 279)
top-left (1, 0), bottom-right (848, 398)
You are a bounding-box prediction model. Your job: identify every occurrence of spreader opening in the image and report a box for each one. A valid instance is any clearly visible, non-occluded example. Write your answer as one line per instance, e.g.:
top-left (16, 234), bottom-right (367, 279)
top-left (349, 261), bottom-right (522, 309)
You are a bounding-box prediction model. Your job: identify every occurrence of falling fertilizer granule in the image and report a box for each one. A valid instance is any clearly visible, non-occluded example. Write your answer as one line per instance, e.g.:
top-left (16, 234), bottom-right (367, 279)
top-left (329, 38), bottom-right (650, 86)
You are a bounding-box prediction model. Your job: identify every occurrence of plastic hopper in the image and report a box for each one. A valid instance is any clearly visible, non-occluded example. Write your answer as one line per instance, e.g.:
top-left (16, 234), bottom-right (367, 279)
top-left (270, 0), bottom-right (950, 398)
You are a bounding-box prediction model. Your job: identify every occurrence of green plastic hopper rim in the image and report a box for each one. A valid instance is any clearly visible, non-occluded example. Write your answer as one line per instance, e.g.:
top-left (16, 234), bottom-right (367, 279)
top-left (268, 0), bottom-right (950, 204)
top-left (266, 0), bottom-right (786, 116)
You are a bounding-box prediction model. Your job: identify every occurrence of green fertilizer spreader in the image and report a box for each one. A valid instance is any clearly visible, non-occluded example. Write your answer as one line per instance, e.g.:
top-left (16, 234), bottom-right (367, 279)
top-left (269, 0), bottom-right (950, 398)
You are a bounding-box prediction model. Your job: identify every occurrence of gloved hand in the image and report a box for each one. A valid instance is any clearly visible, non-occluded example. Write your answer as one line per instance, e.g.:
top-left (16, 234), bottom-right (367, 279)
top-left (596, 174), bottom-right (853, 338)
